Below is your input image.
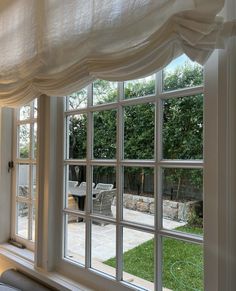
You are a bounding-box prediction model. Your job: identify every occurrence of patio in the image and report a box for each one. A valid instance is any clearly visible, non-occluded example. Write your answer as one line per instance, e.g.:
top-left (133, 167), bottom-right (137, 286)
top-left (67, 206), bottom-right (185, 262)
top-left (17, 205), bottom-right (184, 290)
top-left (65, 206), bottom-right (184, 290)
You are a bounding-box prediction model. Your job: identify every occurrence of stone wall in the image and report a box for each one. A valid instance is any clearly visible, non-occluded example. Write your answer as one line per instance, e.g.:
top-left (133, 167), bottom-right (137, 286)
top-left (113, 194), bottom-right (199, 222)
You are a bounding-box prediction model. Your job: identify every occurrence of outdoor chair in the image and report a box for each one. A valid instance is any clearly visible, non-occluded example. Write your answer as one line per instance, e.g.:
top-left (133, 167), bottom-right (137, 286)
top-left (68, 181), bottom-right (79, 212)
top-left (93, 189), bottom-right (116, 219)
top-left (78, 182), bottom-right (95, 189)
top-left (68, 180), bottom-right (78, 188)
top-left (95, 183), bottom-right (113, 191)
top-left (18, 185), bottom-right (28, 197)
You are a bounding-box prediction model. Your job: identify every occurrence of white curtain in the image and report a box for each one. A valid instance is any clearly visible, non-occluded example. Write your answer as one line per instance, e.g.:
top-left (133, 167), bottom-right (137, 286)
top-left (0, 0), bottom-right (235, 106)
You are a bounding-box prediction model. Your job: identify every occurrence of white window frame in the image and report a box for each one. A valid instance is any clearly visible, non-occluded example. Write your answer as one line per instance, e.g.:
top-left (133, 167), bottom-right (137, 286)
top-left (62, 65), bottom-right (204, 290)
top-left (0, 45), bottom-right (233, 291)
top-left (11, 100), bottom-right (38, 251)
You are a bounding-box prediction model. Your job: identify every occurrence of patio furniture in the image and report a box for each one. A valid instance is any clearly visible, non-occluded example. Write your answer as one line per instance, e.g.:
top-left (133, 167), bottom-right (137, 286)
top-left (95, 183), bottom-right (113, 191)
top-left (18, 185), bottom-right (28, 197)
top-left (69, 182), bottom-right (97, 211)
top-left (78, 181), bottom-right (95, 190)
top-left (93, 189), bottom-right (116, 217)
top-left (68, 180), bottom-right (78, 188)
top-left (68, 181), bottom-right (79, 211)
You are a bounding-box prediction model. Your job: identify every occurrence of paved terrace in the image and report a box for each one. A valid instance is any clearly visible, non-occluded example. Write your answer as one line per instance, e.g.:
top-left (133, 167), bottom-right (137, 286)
top-left (18, 206), bottom-right (184, 290)
top-left (67, 206), bottom-right (185, 261)
top-left (66, 206), bottom-right (184, 291)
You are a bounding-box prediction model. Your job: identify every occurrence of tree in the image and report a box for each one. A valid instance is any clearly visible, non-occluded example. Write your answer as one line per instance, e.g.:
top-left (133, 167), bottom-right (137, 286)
top-left (162, 61), bottom-right (203, 200)
top-left (68, 61), bottom-right (204, 199)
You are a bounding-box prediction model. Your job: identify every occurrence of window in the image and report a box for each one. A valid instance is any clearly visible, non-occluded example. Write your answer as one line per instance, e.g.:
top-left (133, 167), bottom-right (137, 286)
top-left (63, 55), bottom-right (204, 290)
top-left (12, 99), bottom-right (38, 250)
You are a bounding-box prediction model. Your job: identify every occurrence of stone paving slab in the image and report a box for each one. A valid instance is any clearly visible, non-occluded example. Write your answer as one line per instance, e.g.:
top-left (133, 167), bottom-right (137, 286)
top-left (67, 206), bottom-right (185, 261)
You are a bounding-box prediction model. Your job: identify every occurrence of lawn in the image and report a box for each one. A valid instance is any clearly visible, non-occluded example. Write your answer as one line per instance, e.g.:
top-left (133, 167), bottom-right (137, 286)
top-left (104, 226), bottom-right (203, 291)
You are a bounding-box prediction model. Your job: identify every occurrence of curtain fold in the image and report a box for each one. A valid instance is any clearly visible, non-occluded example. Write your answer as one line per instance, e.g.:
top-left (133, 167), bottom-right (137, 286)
top-left (0, 0), bottom-right (234, 106)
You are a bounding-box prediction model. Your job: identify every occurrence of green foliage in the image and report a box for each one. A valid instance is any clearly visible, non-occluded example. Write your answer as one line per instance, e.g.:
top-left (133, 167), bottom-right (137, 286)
top-left (124, 79), bottom-right (155, 99)
top-left (94, 110), bottom-right (116, 159)
top-left (187, 210), bottom-right (203, 228)
top-left (163, 168), bottom-right (203, 201)
top-left (187, 202), bottom-right (203, 228)
top-left (69, 114), bottom-right (87, 159)
top-left (104, 226), bottom-right (203, 290)
top-left (124, 103), bottom-right (154, 160)
top-left (163, 61), bottom-right (203, 91)
top-left (69, 59), bottom-right (204, 198)
top-left (93, 80), bottom-right (118, 104)
top-left (163, 94), bottom-right (203, 160)
top-left (19, 146), bottom-right (29, 158)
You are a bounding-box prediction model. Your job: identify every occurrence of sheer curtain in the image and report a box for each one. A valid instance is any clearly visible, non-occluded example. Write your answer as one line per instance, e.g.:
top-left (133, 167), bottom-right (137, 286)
top-left (0, 0), bottom-right (234, 106)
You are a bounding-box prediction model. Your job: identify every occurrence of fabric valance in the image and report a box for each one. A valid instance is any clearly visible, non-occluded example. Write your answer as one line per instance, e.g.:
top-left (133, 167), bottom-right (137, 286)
top-left (0, 0), bottom-right (235, 106)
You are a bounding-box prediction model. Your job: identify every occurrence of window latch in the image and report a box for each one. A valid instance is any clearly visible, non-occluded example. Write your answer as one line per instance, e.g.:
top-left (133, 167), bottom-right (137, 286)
top-left (8, 161), bottom-right (14, 172)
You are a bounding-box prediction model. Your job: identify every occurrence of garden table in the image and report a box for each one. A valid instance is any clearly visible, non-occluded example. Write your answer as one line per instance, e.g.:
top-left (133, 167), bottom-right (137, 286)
top-left (69, 187), bottom-right (100, 211)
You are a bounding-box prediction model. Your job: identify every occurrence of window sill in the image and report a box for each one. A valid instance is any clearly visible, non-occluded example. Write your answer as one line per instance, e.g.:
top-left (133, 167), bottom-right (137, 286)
top-left (0, 244), bottom-right (93, 291)
top-left (0, 243), bottom-right (34, 262)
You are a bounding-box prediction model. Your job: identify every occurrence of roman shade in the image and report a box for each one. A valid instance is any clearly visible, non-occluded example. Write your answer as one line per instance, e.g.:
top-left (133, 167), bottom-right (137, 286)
top-left (0, 0), bottom-right (235, 106)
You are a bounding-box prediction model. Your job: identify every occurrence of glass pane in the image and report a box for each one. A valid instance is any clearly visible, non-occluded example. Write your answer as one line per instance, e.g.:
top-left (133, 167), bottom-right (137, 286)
top-left (17, 202), bottom-right (29, 239)
top-left (92, 166), bottom-right (116, 218)
top-left (163, 54), bottom-right (203, 91)
top-left (93, 110), bottom-right (116, 159)
top-left (124, 74), bottom-right (155, 99)
top-left (163, 237), bottom-right (203, 291)
top-left (68, 114), bottom-right (87, 159)
top-left (33, 122), bottom-right (37, 159)
top-left (124, 103), bottom-right (155, 159)
top-left (68, 88), bottom-right (88, 110)
top-left (19, 105), bottom-right (30, 120)
top-left (32, 204), bottom-right (36, 242)
top-left (18, 124), bottom-right (30, 158)
top-left (67, 165), bottom-right (87, 211)
top-left (122, 228), bottom-right (154, 290)
top-left (18, 164), bottom-right (29, 197)
top-left (163, 94), bottom-right (203, 160)
top-left (162, 168), bottom-right (203, 236)
top-left (93, 80), bottom-right (118, 105)
top-left (32, 165), bottom-right (37, 199)
top-left (123, 167), bottom-right (154, 226)
top-left (65, 214), bottom-right (86, 265)
top-left (91, 221), bottom-right (116, 277)
top-left (34, 99), bottom-right (38, 118)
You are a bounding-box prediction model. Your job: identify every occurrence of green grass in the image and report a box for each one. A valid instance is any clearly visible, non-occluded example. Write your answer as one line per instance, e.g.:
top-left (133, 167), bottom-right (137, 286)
top-left (104, 226), bottom-right (203, 291)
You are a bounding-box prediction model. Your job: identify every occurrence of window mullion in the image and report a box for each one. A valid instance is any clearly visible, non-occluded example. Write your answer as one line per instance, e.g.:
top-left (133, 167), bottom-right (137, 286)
top-left (28, 203), bottom-right (33, 241)
top-left (156, 70), bottom-right (163, 291)
top-left (116, 81), bottom-right (124, 281)
top-left (85, 84), bottom-right (93, 269)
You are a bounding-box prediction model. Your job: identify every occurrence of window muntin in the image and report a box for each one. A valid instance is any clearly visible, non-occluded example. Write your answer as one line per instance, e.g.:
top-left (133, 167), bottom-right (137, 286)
top-left (13, 100), bottom-right (37, 246)
top-left (63, 56), bottom-right (204, 290)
